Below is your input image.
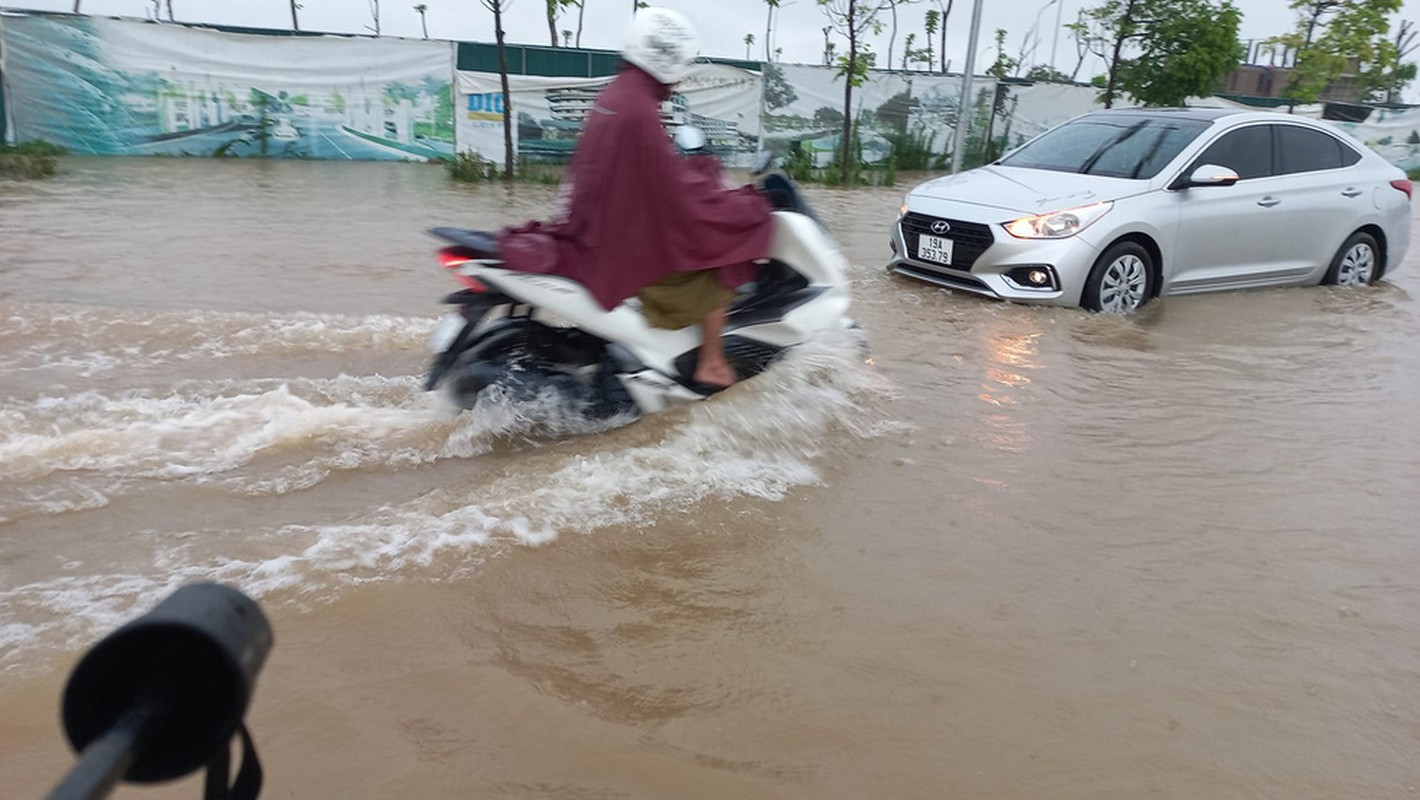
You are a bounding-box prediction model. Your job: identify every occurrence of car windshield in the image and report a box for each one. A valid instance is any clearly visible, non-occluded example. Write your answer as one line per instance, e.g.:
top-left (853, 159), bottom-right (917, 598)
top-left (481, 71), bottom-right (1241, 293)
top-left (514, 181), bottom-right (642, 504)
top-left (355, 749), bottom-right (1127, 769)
top-left (999, 116), bottom-right (1211, 179)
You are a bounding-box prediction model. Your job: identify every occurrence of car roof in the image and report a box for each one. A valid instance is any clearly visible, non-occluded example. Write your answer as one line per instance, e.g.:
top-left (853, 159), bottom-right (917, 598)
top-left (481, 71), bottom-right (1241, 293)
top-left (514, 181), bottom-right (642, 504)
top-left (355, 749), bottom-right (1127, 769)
top-left (1076, 106), bottom-right (1331, 127)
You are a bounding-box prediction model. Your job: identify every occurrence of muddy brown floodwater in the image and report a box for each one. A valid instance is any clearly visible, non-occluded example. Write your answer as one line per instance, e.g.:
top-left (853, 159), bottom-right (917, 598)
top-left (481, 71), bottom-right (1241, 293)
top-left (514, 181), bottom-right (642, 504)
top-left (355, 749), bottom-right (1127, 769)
top-left (1, 157), bottom-right (1417, 799)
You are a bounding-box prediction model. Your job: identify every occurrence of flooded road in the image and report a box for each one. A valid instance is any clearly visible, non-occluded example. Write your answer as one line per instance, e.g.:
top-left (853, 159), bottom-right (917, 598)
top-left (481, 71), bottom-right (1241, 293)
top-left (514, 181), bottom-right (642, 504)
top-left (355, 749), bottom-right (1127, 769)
top-left (2, 157), bottom-right (1417, 798)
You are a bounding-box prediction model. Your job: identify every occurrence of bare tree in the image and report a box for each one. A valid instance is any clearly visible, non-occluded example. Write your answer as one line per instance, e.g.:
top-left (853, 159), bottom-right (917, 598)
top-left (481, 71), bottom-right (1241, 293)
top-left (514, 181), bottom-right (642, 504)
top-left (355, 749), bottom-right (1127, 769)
top-left (1387, 18), bottom-right (1418, 103)
top-left (166, 0), bottom-right (174, 21)
top-left (72, 0), bottom-right (81, 12)
top-left (414, 4), bottom-right (429, 38)
top-left (1063, 8), bottom-right (1108, 80)
top-left (885, 0), bottom-right (920, 72)
top-left (575, 0), bottom-right (586, 46)
top-left (368, 0), bottom-right (381, 35)
top-left (482, 0), bottom-right (517, 180)
top-left (290, 0), bottom-right (301, 31)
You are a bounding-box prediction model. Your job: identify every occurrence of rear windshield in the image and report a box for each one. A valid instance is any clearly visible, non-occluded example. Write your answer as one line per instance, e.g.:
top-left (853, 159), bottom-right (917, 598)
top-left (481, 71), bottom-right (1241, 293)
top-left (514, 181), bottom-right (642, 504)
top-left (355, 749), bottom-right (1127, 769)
top-left (999, 116), bottom-right (1211, 179)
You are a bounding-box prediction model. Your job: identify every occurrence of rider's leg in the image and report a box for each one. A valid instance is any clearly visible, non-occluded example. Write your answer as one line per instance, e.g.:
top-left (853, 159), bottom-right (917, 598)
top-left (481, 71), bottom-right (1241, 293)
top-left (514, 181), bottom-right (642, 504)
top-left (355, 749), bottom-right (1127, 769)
top-left (693, 306), bottom-right (735, 388)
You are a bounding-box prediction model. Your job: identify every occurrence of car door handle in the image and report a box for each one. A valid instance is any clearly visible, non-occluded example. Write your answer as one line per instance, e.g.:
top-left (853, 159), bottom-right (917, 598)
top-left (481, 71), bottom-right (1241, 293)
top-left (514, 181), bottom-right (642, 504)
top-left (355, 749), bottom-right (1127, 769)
top-left (1257, 196), bottom-right (1281, 208)
top-left (1341, 187), bottom-right (1364, 198)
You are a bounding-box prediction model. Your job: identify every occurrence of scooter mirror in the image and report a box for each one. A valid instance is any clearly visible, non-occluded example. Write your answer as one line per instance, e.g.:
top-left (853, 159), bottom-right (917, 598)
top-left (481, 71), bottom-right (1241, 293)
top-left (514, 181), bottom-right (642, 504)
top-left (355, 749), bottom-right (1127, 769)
top-left (59, 583), bottom-right (274, 784)
top-left (673, 125), bottom-right (707, 154)
top-left (750, 149), bottom-right (778, 176)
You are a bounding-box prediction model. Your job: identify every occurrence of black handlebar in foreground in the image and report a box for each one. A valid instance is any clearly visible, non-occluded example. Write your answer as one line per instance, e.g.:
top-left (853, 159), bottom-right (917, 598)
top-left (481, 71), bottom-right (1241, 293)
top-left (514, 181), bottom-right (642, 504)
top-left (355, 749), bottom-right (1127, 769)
top-left (45, 583), bottom-right (274, 800)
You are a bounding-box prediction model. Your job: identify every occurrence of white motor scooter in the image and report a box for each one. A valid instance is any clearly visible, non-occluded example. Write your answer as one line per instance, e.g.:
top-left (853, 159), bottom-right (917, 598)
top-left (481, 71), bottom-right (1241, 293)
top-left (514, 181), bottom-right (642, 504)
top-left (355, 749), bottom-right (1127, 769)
top-left (423, 134), bottom-right (857, 419)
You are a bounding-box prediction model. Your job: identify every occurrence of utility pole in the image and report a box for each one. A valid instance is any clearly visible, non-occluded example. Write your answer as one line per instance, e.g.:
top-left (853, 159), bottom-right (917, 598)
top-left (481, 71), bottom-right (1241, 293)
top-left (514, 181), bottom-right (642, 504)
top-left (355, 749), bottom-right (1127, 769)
top-left (950, 0), bottom-right (983, 174)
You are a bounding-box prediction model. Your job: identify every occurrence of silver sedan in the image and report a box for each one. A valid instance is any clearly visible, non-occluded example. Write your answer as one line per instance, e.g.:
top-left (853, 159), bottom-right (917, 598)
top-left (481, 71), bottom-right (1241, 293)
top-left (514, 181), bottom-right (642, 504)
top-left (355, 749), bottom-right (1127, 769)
top-left (887, 108), bottom-right (1413, 313)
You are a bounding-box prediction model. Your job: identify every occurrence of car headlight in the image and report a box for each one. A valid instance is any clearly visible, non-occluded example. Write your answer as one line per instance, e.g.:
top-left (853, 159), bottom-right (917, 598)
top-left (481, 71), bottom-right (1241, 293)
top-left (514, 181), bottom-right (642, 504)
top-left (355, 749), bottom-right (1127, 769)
top-left (899, 195), bottom-right (910, 217)
top-left (1003, 201), bottom-right (1112, 239)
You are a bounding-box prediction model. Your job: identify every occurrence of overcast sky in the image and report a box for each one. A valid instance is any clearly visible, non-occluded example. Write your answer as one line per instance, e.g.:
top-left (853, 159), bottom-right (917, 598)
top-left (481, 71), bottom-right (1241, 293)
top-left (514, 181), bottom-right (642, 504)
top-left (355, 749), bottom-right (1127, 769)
top-left (4, 0), bottom-right (1419, 80)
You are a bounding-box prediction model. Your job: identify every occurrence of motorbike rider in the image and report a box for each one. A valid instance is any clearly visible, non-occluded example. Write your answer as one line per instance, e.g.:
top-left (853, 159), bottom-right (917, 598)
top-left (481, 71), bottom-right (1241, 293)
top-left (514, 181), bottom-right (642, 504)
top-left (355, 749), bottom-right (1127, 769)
top-left (496, 7), bottom-right (775, 391)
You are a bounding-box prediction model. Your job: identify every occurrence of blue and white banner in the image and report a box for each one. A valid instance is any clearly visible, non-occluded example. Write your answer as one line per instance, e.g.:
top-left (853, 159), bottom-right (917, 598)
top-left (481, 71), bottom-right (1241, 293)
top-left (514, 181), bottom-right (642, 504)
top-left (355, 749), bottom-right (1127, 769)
top-left (0, 13), bottom-right (455, 160)
top-left (455, 62), bottom-right (763, 167)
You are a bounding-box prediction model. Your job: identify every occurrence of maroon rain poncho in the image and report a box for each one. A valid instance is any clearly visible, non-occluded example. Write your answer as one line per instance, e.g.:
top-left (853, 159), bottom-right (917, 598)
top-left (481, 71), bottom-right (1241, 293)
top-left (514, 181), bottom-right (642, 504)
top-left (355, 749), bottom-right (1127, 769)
top-left (496, 65), bottom-right (774, 311)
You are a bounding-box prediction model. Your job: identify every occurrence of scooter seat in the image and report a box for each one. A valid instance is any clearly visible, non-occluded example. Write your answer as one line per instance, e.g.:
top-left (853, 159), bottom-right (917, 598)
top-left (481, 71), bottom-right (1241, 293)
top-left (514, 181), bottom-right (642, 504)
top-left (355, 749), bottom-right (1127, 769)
top-left (429, 227), bottom-right (500, 257)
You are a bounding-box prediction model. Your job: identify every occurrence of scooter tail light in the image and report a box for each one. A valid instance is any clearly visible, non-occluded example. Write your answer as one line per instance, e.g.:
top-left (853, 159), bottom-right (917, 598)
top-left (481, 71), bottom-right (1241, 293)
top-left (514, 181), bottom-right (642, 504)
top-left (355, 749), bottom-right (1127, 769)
top-left (1390, 178), bottom-right (1412, 200)
top-left (437, 247), bottom-right (487, 292)
top-left (438, 247), bottom-right (472, 269)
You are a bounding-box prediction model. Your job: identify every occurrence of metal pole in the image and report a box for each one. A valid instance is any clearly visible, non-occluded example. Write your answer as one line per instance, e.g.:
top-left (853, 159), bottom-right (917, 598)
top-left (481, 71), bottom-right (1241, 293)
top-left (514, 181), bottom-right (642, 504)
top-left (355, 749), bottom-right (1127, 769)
top-left (950, 0), bottom-right (984, 174)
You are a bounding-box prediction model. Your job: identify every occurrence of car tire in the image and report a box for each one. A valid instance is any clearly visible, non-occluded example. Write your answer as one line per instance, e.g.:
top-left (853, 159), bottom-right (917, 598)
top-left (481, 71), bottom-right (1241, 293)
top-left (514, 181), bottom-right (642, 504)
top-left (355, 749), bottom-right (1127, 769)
top-left (1081, 241), bottom-right (1155, 314)
top-left (1323, 231), bottom-right (1380, 287)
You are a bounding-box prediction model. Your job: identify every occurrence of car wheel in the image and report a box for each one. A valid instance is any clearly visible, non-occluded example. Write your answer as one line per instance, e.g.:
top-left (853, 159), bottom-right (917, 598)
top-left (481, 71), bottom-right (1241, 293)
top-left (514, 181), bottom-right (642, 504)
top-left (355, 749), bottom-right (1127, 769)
top-left (1324, 231), bottom-right (1379, 287)
top-left (1082, 241), bottom-right (1154, 314)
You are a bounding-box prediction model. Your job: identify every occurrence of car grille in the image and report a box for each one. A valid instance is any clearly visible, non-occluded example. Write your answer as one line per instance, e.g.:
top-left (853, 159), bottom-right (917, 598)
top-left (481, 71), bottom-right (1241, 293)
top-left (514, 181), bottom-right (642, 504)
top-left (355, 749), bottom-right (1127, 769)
top-left (900, 213), bottom-right (995, 270)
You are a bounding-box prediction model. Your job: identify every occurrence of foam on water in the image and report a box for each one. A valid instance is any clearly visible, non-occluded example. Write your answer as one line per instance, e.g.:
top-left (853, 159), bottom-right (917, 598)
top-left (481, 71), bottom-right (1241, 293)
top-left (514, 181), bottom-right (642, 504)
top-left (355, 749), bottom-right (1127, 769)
top-left (0, 302), bottom-right (433, 376)
top-left (0, 314), bottom-right (894, 669)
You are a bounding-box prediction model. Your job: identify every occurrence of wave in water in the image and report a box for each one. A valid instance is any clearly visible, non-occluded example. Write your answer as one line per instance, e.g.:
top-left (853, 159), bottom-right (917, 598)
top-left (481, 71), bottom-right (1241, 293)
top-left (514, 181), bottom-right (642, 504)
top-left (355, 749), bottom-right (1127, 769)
top-left (0, 315), bottom-right (895, 668)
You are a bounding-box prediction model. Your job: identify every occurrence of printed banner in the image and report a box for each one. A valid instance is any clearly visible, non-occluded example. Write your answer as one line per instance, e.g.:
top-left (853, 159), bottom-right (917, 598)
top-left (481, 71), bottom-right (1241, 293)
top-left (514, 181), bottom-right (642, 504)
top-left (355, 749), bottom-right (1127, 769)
top-left (760, 63), bottom-right (1103, 169)
top-left (760, 63), bottom-right (965, 167)
top-left (998, 81), bottom-right (1104, 145)
top-left (455, 63), bottom-right (763, 168)
top-left (0, 14), bottom-right (454, 160)
top-left (1322, 107), bottom-right (1420, 172)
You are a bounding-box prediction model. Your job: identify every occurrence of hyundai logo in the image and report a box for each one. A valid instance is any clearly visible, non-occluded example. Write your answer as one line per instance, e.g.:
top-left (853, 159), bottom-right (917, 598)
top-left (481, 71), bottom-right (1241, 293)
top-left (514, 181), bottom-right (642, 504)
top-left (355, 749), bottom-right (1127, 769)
top-left (930, 220), bottom-right (951, 235)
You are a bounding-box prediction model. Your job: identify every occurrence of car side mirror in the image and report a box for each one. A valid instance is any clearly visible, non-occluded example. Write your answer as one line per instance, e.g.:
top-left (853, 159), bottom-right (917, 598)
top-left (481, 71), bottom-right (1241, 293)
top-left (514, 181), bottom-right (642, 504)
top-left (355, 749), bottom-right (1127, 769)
top-left (1172, 163), bottom-right (1240, 190)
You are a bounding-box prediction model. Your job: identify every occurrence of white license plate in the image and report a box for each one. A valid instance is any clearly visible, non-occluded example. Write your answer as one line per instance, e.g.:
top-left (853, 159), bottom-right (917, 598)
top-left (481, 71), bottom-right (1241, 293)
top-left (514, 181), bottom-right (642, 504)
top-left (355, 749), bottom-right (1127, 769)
top-left (917, 234), bottom-right (954, 265)
top-left (428, 313), bottom-right (466, 353)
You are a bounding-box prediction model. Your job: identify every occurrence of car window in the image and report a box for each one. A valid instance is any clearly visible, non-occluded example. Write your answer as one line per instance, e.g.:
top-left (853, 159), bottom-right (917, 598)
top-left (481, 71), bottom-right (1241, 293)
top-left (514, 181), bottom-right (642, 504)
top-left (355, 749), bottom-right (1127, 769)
top-left (999, 117), bottom-right (1210, 179)
top-left (1190, 125), bottom-right (1273, 180)
top-left (1276, 124), bottom-right (1354, 173)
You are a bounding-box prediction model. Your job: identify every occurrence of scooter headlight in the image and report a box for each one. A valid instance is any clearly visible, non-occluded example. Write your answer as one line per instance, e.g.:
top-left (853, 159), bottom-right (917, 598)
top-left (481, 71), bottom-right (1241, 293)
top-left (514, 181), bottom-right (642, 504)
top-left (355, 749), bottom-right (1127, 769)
top-left (1003, 201), bottom-right (1112, 239)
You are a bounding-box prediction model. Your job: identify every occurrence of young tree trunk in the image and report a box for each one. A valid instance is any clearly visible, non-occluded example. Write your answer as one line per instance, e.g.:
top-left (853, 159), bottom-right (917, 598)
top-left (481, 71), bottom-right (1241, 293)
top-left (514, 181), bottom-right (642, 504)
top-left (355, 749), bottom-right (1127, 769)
top-left (494, 3), bottom-right (515, 180)
top-left (940, 0), bottom-right (953, 72)
top-left (576, 0), bottom-right (586, 47)
top-left (289, 0), bottom-right (300, 31)
top-left (547, 0), bottom-right (559, 46)
top-left (840, 1), bottom-right (857, 184)
top-left (72, 0), bottom-right (81, 12)
top-left (888, 1), bottom-right (898, 72)
top-left (1101, 0), bottom-right (1138, 109)
top-left (765, 3), bottom-right (774, 61)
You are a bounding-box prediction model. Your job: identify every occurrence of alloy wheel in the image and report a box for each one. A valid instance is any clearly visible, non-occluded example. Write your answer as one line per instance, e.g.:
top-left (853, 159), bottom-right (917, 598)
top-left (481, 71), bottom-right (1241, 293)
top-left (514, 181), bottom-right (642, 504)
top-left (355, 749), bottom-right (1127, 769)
top-left (1098, 254), bottom-right (1149, 313)
top-left (1334, 242), bottom-right (1375, 286)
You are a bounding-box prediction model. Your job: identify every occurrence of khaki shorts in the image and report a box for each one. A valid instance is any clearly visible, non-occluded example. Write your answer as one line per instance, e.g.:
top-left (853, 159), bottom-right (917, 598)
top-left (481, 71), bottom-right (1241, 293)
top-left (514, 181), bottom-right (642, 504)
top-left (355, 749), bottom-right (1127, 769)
top-left (636, 270), bottom-right (734, 329)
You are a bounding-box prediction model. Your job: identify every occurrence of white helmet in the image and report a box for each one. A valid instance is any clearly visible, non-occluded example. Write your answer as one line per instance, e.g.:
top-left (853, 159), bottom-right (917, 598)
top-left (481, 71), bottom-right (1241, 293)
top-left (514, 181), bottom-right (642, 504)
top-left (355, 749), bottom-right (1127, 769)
top-left (622, 7), bottom-right (700, 85)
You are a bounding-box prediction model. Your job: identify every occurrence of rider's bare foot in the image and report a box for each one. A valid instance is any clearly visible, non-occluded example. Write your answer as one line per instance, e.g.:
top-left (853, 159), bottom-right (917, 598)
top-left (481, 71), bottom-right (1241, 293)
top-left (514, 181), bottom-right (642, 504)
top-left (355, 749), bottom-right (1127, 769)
top-left (693, 360), bottom-right (736, 389)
